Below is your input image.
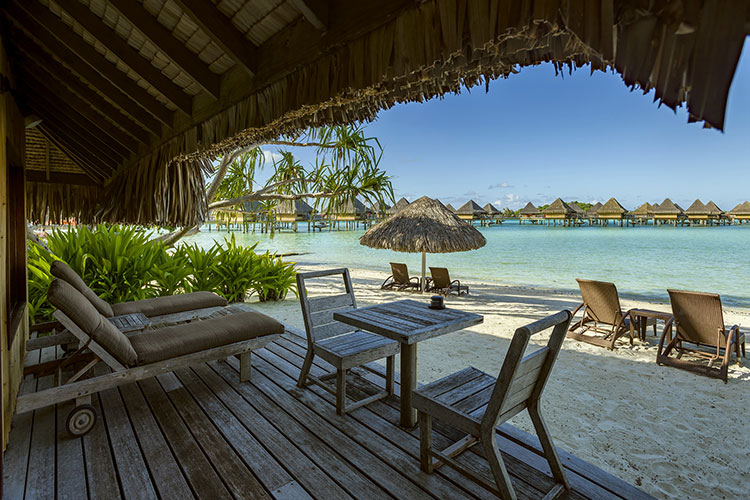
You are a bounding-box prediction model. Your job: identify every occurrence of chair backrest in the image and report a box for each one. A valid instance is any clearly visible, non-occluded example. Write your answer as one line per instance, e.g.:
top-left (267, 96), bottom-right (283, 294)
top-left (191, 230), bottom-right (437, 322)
top-left (390, 263), bottom-right (411, 285)
top-left (50, 260), bottom-right (114, 317)
top-left (481, 310), bottom-right (572, 433)
top-left (429, 267), bottom-right (451, 289)
top-left (668, 289), bottom-right (726, 347)
top-left (297, 268), bottom-right (358, 345)
top-left (576, 279), bottom-right (622, 325)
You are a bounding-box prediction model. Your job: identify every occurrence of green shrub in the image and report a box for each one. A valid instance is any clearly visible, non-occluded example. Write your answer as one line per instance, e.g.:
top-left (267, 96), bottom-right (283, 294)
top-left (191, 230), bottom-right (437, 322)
top-left (254, 253), bottom-right (297, 302)
top-left (27, 242), bottom-right (58, 322)
top-left (178, 243), bottom-right (224, 293)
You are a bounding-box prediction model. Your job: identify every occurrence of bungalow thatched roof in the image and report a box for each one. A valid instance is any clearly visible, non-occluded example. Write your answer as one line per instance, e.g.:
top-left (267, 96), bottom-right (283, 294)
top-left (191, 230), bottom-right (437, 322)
top-left (360, 196), bottom-right (486, 254)
top-left (456, 200), bottom-right (487, 216)
top-left (705, 201), bottom-right (724, 215)
top-left (586, 202), bottom-right (603, 217)
top-left (543, 198), bottom-right (574, 216)
top-left (631, 202), bottom-right (654, 217)
top-left (15, 1), bottom-right (750, 225)
top-left (275, 199), bottom-right (313, 216)
top-left (568, 202), bottom-right (586, 216)
top-left (654, 198), bottom-right (685, 216)
top-left (483, 203), bottom-right (501, 215)
top-left (445, 203), bottom-right (457, 213)
top-left (519, 202), bottom-right (540, 216)
top-left (729, 201), bottom-right (750, 216)
top-left (685, 199), bottom-right (708, 216)
top-left (387, 197), bottom-right (410, 215)
top-left (598, 197), bottom-right (628, 216)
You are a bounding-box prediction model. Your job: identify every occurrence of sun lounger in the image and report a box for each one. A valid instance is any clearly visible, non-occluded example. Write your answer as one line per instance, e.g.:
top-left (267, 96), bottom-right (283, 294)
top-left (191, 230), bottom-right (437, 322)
top-left (17, 279), bottom-right (283, 436)
top-left (51, 260), bottom-right (227, 318)
top-left (413, 310), bottom-right (572, 499)
top-left (657, 289), bottom-right (745, 383)
top-left (428, 267), bottom-right (468, 296)
top-left (567, 279), bottom-right (655, 350)
top-left (380, 262), bottom-right (421, 291)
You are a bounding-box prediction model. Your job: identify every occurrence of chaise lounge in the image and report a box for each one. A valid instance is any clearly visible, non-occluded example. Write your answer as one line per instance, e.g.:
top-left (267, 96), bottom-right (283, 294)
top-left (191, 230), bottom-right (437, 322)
top-left (380, 262), bottom-right (421, 291)
top-left (428, 267), bottom-right (469, 296)
top-left (17, 279), bottom-right (283, 437)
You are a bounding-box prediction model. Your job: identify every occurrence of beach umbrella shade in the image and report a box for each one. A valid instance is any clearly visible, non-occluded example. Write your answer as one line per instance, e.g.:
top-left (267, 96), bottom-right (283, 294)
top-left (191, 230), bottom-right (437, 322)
top-left (360, 196), bottom-right (486, 292)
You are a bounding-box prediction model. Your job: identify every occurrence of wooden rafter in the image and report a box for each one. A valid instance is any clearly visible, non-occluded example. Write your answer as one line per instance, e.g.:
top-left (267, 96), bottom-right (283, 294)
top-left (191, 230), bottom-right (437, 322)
top-left (36, 124), bottom-right (112, 181)
top-left (11, 29), bottom-right (149, 148)
top-left (26, 171), bottom-right (100, 187)
top-left (108, 0), bottom-right (220, 100)
top-left (5, 2), bottom-right (173, 129)
top-left (288, 0), bottom-right (329, 31)
top-left (18, 62), bottom-right (133, 161)
top-left (56, 0), bottom-right (192, 114)
top-left (171, 0), bottom-right (258, 76)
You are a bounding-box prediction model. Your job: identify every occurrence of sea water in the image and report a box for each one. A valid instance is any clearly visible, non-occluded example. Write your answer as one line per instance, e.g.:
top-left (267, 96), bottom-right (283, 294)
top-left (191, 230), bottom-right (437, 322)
top-left (183, 220), bottom-right (750, 308)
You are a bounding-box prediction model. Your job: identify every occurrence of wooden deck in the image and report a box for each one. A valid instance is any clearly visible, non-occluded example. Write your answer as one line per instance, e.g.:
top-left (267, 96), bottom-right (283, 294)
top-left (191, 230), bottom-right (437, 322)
top-left (3, 329), bottom-right (654, 500)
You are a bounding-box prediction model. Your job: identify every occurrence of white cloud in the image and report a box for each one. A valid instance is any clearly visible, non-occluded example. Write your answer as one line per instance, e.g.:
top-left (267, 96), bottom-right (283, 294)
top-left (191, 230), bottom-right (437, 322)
top-left (488, 181), bottom-right (513, 189)
top-left (495, 193), bottom-right (523, 209)
top-left (261, 149), bottom-right (285, 164)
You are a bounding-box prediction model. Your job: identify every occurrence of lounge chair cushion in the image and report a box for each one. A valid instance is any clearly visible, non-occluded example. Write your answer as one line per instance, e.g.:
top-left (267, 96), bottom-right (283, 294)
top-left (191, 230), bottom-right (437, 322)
top-left (129, 311), bottom-right (284, 365)
top-left (111, 292), bottom-right (228, 318)
top-left (50, 260), bottom-right (114, 318)
top-left (47, 279), bottom-right (138, 367)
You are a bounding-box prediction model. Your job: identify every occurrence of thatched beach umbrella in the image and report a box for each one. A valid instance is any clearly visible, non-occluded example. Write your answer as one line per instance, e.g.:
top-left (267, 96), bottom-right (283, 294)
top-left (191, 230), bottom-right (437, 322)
top-left (360, 196), bottom-right (486, 292)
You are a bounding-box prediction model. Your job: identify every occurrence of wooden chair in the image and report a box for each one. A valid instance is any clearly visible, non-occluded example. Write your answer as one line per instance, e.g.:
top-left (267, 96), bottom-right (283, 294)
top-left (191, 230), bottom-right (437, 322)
top-left (658, 289), bottom-right (745, 383)
top-left (568, 278), bottom-right (655, 350)
top-left (297, 268), bottom-right (400, 415)
top-left (413, 310), bottom-right (572, 500)
top-left (380, 262), bottom-right (421, 291)
top-left (428, 267), bottom-right (468, 296)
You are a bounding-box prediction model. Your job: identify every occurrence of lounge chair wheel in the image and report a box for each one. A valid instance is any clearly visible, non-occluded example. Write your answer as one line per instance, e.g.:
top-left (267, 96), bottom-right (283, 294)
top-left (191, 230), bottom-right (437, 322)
top-left (67, 404), bottom-right (97, 436)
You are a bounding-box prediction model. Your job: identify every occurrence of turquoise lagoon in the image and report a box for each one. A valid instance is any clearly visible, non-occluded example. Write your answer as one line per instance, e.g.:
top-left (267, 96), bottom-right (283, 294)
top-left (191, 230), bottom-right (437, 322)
top-left (184, 221), bottom-right (750, 309)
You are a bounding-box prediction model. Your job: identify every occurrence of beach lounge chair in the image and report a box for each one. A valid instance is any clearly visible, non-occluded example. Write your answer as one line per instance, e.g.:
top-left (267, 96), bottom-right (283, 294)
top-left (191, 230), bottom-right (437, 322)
top-left (428, 267), bottom-right (468, 296)
top-left (380, 262), bottom-right (421, 291)
top-left (51, 260), bottom-right (227, 318)
top-left (413, 310), bottom-right (572, 500)
top-left (567, 279), bottom-right (655, 350)
top-left (657, 290), bottom-right (745, 383)
top-left (296, 268), bottom-right (399, 415)
top-left (17, 279), bottom-right (283, 436)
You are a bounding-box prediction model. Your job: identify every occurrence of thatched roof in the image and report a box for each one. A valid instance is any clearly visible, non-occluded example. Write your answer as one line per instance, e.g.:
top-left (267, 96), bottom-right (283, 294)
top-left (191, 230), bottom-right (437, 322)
top-left (275, 199), bottom-right (313, 216)
top-left (519, 202), bottom-right (540, 216)
top-left (568, 202), bottom-right (586, 216)
top-left (729, 201), bottom-right (750, 216)
top-left (483, 203), bottom-right (501, 215)
top-left (631, 202), bottom-right (654, 217)
top-left (456, 200), bottom-right (487, 216)
top-left (705, 201), bottom-right (724, 216)
top-left (685, 199), bottom-right (708, 216)
top-left (586, 202), bottom-right (603, 217)
top-left (598, 197), bottom-right (628, 216)
top-left (360, 196), bottom-right (486, 254)
top-left (12, 0), bottom-right (750, 225)
top-left (543, 198), bottom-right (574, 216)
top-left (445, 203), bottom-right (457, 213)
top-left (654, 198), bottom-right (684, 216)
top-left (387, 197), bottom-right (410, 215)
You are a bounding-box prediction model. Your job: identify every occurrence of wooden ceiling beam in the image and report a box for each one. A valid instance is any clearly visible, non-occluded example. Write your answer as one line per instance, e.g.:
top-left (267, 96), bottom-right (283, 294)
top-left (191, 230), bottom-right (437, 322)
top-left (26, 171), bottom-right (100, 187)
top-left (18, 63), bottom-right (134, 161)
top-left (288, 0), bottom-right (329, 31)
top-left (11, 29), bottom-right (149, 149)
top-left (57, 0), bottom-right (193, 114)
top-left (35, 122), bottom-right (115, 180)
top-left (5, 2), bottom-right (172, 129)
top-left (108, 0), bottom-right (220, 99)
top-left (171, 0), bottom-right (258, 76)
top-left (38, 130), bottom-right (108, 184)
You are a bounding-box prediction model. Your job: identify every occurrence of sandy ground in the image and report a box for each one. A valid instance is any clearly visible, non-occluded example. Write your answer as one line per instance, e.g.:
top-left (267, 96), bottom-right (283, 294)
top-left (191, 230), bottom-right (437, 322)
top-left (249, 264), bottom-right (750, 500)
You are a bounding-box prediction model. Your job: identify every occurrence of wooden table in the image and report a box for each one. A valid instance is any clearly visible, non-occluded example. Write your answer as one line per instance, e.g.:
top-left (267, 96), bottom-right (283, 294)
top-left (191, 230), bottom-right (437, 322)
top-left (334, 299), bottom-right (483, 427)
top-left (629, 309), bottom-right (673, 341)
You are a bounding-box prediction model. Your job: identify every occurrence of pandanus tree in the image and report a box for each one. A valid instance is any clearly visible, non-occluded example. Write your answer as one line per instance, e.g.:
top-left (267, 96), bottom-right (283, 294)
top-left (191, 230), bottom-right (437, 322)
top-left (163, 125), bottom-right (394, 245)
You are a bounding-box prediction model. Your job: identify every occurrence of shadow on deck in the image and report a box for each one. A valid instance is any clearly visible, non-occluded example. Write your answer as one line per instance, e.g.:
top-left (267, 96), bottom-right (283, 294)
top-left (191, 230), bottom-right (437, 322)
top-left (3, 331), bottom-right (654, 500)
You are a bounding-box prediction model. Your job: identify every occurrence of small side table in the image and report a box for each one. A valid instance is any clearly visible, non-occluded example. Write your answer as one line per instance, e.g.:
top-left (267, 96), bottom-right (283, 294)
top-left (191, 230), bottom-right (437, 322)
top-left (629, 309), bottom-right (673, 342)
top-left (109, 312), bottom-right (152, 333)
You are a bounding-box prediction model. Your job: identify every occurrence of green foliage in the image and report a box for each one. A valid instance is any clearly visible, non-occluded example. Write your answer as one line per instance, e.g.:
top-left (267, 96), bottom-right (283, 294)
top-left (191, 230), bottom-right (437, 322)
top-left (27, 225), bottom-right (297, 323)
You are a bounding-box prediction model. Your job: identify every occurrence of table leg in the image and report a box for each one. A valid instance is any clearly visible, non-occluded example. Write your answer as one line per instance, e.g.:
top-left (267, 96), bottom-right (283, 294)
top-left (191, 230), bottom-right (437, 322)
top-left (400, 343), bottom-right (417, 428)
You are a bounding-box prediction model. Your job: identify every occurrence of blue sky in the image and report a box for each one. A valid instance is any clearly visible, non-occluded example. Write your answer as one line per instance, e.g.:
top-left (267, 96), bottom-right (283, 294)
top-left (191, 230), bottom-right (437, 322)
top-left (265, 40), bottom-right (750, 211)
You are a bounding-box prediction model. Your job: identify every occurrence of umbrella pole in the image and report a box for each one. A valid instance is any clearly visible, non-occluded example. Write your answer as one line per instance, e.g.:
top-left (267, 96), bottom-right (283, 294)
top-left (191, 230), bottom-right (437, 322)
top-left (421, 251), bottom-right (426, 293)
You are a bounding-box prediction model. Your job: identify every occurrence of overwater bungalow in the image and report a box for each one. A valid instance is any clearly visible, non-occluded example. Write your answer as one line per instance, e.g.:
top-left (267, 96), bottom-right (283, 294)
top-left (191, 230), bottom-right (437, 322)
top-left (2, 2), bottom-right (745, 499)
top-left (597, 198), bottom-right (631, 227)
top-left (654, 198), bottom-right (686, 226)
top-left (631, 202), bottom-right (654, 225)
top-left (729, 201), bottom-right (750, 224)
top-left (519, 202), bottom-right (543, 224)
top-left (387, 197), bottom-right (410, 216)
top-left (585, 202), bottom-right (603, 224)
top-left (685, 199), bottom-right (711, 225)
top-left (705, 201), bottom-right (729, 225)
top-left (275, 199), bottom-right (314, 231)
top-left (542, 198), bottom-right (576, 226)
top-left (444, 203), bottom-right (457, 213)
top-left (456, 200), bottom-right (488, 223)
top-left (482, 202), bottom-right (503, 226)
top-left (567, 202), bottom-right (587, 223)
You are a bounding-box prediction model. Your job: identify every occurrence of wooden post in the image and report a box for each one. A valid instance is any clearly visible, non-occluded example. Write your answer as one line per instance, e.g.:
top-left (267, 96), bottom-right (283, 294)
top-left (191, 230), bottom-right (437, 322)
top-left (421, 251), bottom-right (427, 293)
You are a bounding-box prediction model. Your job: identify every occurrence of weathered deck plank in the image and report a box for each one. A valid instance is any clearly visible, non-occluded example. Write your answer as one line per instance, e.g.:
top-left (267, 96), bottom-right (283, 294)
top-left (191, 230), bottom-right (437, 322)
top-left (3, 332), bottom-right (653, 500)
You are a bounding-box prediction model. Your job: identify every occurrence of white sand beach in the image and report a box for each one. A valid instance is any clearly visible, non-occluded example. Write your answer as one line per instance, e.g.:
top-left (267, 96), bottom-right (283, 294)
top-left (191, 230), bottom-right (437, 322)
top-left (251, 264), bottom-right (750, 500)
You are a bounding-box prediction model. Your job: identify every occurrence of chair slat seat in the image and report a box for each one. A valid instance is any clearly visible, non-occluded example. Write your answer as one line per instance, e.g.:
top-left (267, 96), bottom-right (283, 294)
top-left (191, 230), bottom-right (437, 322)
top-left (316, 330), bottom-right (399, 369)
